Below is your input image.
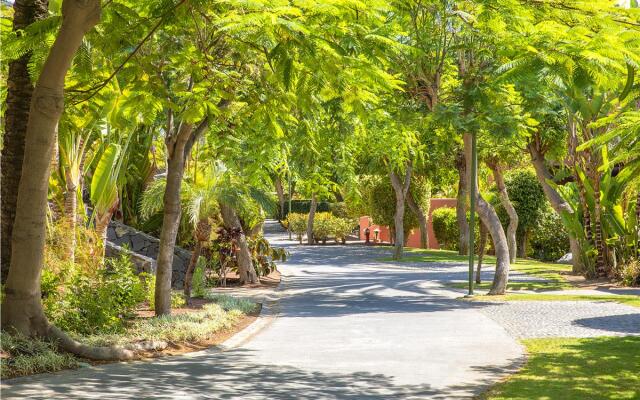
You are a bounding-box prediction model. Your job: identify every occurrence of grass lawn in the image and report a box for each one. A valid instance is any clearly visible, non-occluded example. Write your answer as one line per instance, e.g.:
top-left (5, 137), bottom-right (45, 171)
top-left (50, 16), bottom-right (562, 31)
top-left (481, 336), bottom-right (640, 400)
top-left (382, 248), bottom-right (573, 291)
top-left (468, 293), bottom-right (640, 308)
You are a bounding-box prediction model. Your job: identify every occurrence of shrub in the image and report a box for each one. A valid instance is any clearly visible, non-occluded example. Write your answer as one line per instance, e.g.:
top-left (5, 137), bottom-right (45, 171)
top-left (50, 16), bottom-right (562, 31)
top-left (332, 217), bottom-right (356, 242)
top-left (45, 254), bottom-right (147, 335)
top-left (312, 212), bottom-right (333, 243)
top-left (529, 206), bottom-right (570, 262)
top-left (431, 207), bottom-right (458, 250)
top-left (616, 258), bottom-right (640, 287)
top-left (285, 212), bottom-right (308, 243)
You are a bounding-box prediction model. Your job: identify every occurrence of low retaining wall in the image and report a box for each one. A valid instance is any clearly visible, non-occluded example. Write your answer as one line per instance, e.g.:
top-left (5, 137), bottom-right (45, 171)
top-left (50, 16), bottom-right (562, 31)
top-left (107, 221), bottom-right (191, 289)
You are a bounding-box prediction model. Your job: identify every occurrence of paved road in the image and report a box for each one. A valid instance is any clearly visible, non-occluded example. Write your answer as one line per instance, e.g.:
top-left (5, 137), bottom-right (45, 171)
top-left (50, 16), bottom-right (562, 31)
top-left (2, 224), bottom-right (526, 399)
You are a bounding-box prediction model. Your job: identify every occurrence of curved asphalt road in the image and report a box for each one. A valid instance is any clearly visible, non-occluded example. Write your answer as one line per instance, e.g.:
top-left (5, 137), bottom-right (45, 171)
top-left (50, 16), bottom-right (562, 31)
top-left (2, 222), bottom-right (523, 399)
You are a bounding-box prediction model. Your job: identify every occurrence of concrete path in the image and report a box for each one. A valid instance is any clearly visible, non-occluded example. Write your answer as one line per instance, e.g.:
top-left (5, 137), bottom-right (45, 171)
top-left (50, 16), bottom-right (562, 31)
top-left (2, 222), bottom-right (525, 399)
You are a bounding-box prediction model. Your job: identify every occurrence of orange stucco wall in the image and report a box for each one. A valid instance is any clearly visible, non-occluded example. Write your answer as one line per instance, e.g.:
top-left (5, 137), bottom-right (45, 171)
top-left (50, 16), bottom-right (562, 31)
top-left (359, 198), bottom-right (457, 249)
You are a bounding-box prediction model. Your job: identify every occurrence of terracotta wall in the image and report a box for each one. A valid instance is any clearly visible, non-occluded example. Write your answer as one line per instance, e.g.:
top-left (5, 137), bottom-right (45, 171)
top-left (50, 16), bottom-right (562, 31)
top-left (359, 198), bottom-right (457, 249)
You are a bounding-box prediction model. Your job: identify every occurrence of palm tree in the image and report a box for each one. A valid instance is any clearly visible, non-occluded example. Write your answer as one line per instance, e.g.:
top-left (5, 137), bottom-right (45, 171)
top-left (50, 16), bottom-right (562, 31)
top-left (141, 163), bottom-right (275, 302)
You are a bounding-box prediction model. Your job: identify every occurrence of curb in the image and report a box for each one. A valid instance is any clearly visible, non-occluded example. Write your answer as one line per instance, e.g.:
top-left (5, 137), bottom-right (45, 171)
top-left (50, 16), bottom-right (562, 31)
top-left (218, 272), bottom-right (286, 351)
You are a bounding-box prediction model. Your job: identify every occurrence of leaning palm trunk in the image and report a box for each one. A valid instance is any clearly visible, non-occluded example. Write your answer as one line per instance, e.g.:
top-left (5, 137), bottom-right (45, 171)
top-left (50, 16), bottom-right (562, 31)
top-left (464, 133), bottom-right (510, 295)
top-left (390, 164), bottom-right (412, 260)
top-left (406, 190), bottom-right (428, 249)
top-left (455, 151), bottom-right (469, 255)
top-left (488, 160), bottom-right (518, 263)
top-left (307, 193), bottom-right (317, 245)
top-left (1, 0), bottom-right (133, 360)
top-left (220, 203), bottom-right (258, 284)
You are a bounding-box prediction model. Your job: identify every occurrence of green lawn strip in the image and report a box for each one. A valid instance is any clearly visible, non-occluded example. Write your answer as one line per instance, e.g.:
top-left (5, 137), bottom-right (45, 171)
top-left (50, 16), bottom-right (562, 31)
top-left (480, 336), bottom-right (640, 400)
top-left (467, 293), bottom-right (640, 308)
top-left (0, 294), bottom-right (257, 379)
top-left (381, 248), bottom-right (573, 290)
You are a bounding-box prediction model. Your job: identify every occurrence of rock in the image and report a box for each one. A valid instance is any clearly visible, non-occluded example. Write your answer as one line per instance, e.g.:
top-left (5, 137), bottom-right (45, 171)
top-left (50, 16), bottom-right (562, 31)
top-left (557, 253), bottom-right (573, 264)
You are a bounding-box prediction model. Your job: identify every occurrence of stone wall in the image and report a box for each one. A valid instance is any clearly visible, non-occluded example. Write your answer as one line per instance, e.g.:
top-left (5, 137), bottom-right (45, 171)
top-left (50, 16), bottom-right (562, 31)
top-left (106, 221), bottom-right (192, 288)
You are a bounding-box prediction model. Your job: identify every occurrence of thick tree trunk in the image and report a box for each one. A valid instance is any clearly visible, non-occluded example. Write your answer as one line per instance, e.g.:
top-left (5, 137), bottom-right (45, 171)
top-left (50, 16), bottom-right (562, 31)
top-left (1, 0), bottom-right (130, 360)
top-left (529, 142), bottom-right (585, 273)
top-left (275, 176), bottom-right (285, 220)
top-left (390, 164), bottom-right (412, 260)
top-left (155, 126), bottom-right (190, 316)
top-left (476, 221), bottom-right (488, 284)
top-left (306, 193), bottom-right (317, 245)
top-left (406, 189), bottom-right (428, 249)
top-left (220, 203), bottom-right (258, 284)
top-left (488, 160), bottom-right (518, 263)
top-left (1, 0), bottom-right (49, 283)
top-left (464, 134), bottom-right (510, 295)
top-left (455, 151), bottom-right (469, 255)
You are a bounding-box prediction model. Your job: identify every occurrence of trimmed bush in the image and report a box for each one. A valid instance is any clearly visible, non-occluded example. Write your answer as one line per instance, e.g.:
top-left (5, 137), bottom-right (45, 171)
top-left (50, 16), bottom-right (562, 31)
top-left (312, 212), bottom-right (334, 243)
top-left (431, 207), bottom-right (458, 250)
top-left (285, 212), bottom-right (308, 243)
top-left (529, 206), bottom-right (570, 262)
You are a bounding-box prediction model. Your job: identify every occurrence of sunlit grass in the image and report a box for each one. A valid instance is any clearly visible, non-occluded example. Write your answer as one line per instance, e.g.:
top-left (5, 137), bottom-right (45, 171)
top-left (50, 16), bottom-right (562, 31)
top-left (482, 336), bottom-right (640, 400)
top-left (0, 332), bottom-right (79, 379)
top-left (381, 248), bottom-right (574, 290)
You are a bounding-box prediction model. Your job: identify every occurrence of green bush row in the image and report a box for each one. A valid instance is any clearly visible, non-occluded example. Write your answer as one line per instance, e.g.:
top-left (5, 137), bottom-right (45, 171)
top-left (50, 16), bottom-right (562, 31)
top-left (284, 212), bottom-right (356, 244)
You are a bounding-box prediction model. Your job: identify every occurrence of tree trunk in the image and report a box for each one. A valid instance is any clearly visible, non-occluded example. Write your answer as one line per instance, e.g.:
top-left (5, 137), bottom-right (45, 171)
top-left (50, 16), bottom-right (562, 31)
top-left (528, 142), bottom-right (585, 273)
top-left (63, 170), bottom-right (77, 263)
top-left (464, 133), bottom-right (510, 295)
top-left (390, 164), bottom-right (412, 260)
top-left (1, 0), bottom-right (131, 360)
top-left (517, 230), bottom-right (528, 258)
top-left (488, 160), bottom-right (518, 263)
top-left (306, 193), bottom-right (317, 245)
top-left (155, 125), bottom-right (191, 316)
top-left (406, 189), bottom-right (429, 249)
top-left (1, 0), bottom-right (49, 283)
top-left (455, 151), bottom-right (469, 255)
top-left (476, 221), bottom-right (488, 284)
top-left (220, 203), bottom-right (258, 284)
top-left (183, 242), bottom-right (202, 302)
top-left (275, 176), bottom-right (285, 220)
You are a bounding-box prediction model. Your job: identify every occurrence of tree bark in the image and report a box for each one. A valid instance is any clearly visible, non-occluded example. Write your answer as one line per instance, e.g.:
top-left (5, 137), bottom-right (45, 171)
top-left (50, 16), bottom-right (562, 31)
top-left (517, 230), bottom-right (528, 258)
top-left (488, 160), bottom-right (518, 263)
top-left (154, 116), bottom-right (209, 315)
top-left (389, 164), bottom-right (412, 260)
top-left (220, 203), bottom-right (258, 284)
top-left (306, 193), bottom-right (317, 245)
top-left (1, 0), bottom-right (49, 283)
top-left (455, 151), bottom-right (469, 255)
top-left (63, 170), bottom-right (77, 263)
top-left (1, 0), bottom-right (131, 360)
top-left (476, 221), bottom-right (488, 284)
top-left (183, 242), bottom-right (202, 302)
top-left (275, 176), bottom-right (285, 220)
top-left (406, 189), bottom-right (429, 249)
top-left (464, 133), bottom-right (510, 295)
top-left (528, 142), bottom-right (585, 273)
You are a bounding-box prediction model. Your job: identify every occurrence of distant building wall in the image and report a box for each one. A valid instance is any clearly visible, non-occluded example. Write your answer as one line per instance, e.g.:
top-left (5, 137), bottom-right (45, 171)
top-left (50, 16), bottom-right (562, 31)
top-left (359, 198), bottom-right (457, 249)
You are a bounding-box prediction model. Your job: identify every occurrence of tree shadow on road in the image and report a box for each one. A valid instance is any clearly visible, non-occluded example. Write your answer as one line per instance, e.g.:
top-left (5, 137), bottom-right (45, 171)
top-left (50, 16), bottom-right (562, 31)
top-left (2, 348), bottom-right (524, 400)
